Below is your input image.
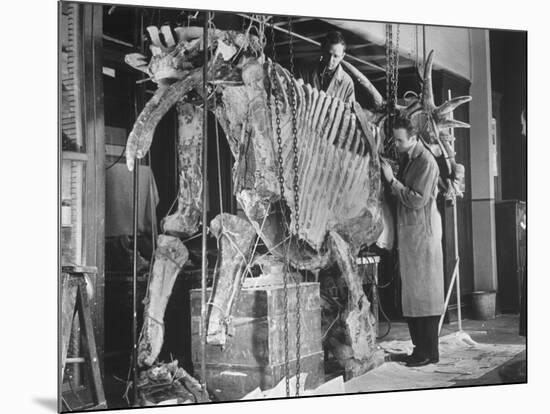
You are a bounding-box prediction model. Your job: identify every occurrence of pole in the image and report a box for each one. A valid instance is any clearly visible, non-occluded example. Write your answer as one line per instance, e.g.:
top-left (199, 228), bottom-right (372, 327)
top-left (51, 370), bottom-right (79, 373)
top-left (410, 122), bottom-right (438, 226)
top-left (131, 11), bottom-right (145, 404)
top-left (236, 13), bottom-right (386, 72)
top-left (200, 11), bottom-right (209, 392)
top-left (438, 257), bottom-right (460, 335)
top-left (131, 158), bottom-right (139, 405)
top-left (438, 89), bottom-right (463, 336)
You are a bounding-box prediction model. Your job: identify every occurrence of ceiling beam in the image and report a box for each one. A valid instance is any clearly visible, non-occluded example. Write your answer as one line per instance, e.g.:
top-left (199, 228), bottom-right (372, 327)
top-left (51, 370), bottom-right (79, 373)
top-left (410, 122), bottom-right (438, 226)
top-left (273, 33), bottom-right (326, 47)
top-left (345, 43), bottom-right (374, 50)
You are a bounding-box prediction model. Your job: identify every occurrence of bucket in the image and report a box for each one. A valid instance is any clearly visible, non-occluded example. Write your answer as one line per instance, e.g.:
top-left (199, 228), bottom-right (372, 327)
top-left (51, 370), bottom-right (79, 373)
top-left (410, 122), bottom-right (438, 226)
top-left (471, 290), bottom-right (497, 320)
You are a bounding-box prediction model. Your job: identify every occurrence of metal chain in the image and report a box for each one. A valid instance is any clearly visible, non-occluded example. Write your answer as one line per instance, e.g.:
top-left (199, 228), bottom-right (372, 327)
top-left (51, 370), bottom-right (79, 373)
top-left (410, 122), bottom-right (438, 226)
top-left (288, 17), bottom-right (302, 397)
top-left (384, 24), bottom-right (400, 160)
top-left (390, 24), bottom-right (400, 160)
top-left (270, 23), bottom-right (291, 398)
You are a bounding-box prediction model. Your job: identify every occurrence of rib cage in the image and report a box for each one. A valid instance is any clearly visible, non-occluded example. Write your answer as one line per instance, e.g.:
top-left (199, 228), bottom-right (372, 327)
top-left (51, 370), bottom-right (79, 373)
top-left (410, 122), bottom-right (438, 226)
top-left (265, 62), bottom-right (381, 250)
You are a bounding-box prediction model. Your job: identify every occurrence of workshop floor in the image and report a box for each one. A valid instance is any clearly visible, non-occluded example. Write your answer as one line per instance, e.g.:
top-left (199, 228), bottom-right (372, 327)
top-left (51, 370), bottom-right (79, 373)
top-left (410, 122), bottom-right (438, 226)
top-left (102, 314), bottom-right (526, 408)
top-left (368, 313), bottom-right (526, 389)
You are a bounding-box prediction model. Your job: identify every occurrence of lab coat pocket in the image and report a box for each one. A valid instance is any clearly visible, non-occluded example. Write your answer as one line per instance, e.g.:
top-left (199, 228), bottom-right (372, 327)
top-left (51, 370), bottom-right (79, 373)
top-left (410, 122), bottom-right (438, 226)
top-left (398, 223), bottom-right (424, 255)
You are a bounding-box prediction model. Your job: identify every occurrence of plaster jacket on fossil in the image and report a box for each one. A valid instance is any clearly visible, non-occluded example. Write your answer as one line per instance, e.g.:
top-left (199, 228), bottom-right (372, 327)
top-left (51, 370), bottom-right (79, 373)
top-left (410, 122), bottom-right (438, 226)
top-left (124, 25), bottom-right (471, 374)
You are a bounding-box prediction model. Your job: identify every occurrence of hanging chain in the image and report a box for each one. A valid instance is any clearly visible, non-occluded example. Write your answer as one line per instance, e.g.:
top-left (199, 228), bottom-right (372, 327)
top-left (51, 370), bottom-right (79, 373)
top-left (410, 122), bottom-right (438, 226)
top-left (384, 24), bottom-right (400, 160)
top-left (390, 24), bottom-right (400, 160)
top-left (385, 24), bottom-right (394, 157)
top-left (270, 23), bottom-right (291, 398)
top-left (288, 17), bottom-right (302, 397)
top-left (393, 24), bottom-right (401, 111)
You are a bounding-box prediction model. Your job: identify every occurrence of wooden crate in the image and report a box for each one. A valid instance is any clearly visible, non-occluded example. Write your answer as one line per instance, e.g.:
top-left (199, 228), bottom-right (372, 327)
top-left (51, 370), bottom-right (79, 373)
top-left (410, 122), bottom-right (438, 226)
top-left (190, 282), bottom-right (324, 401)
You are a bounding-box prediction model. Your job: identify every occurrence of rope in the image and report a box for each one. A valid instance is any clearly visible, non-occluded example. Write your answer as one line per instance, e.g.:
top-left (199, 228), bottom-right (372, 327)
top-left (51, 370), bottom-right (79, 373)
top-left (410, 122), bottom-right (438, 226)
top-left (144, 313), bottom-right (165, 332)
top-left (217, 224), bottom-right (255, 279)
top-left (243, 204), bottom-right (270, 280)
top-left (154, 246), bottom-right (186, 268)
top-left (206, 300), bottom-right (226, 316)
top-left (206, 300), bottom-right (233, 330)
top-left (253, 235), bottom-right (293, 267)
top-left (321, 310), bottom-right (341, 341)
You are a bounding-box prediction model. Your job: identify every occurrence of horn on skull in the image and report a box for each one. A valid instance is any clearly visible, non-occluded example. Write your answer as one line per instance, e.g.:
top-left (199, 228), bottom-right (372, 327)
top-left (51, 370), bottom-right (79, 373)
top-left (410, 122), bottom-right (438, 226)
top-left (437, 119), bottom-right (471, 130)
top-left (340, 60), bottom-right (385, 110)
top-left (422, 50), bottom-right (436, 111)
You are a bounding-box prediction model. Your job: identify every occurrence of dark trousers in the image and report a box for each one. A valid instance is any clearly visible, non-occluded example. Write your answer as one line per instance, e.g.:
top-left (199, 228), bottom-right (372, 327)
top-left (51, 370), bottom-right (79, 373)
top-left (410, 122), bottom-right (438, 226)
top-left (407, 316), bottom-right (440, 360)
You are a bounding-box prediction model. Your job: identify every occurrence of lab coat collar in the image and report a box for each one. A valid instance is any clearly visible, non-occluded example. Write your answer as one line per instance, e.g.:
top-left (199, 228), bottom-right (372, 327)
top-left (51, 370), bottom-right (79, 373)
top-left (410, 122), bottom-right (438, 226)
top-left (408, 139), bottom-right (424, 159)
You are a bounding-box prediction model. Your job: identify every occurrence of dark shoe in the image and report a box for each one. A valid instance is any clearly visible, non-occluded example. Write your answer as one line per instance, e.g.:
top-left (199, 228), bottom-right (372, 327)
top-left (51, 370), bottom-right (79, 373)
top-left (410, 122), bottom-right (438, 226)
top-left (428, 357), bottom-right (439, 364)
top-left (400, 352), bottom-right (424, 365)
top-left (406, 356), bottom-right (431, 367)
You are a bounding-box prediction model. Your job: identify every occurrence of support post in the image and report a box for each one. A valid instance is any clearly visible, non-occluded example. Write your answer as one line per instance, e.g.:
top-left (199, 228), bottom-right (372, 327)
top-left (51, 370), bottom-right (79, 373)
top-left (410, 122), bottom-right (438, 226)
top-left (449, 89), bottom-right (463, 331)
top-left (469, 29), bottom-right (497, 293)
top-left (132, 160), bottom-right (140, 405)
top-left (438, 90), bottom-right (463, 335)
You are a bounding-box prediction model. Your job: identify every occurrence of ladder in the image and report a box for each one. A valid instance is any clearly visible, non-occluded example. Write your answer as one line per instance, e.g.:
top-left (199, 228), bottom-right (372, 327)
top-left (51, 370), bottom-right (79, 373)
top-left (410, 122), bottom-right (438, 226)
top-left (60, 266), bottom-right (107, 411)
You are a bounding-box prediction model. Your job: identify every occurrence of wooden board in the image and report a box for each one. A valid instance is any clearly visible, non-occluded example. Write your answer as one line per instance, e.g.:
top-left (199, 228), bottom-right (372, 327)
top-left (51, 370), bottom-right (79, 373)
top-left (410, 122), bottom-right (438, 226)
top-left (190, 283), bottom-right (324, 400)
top-left (200, 352), bottom-right (324, 401)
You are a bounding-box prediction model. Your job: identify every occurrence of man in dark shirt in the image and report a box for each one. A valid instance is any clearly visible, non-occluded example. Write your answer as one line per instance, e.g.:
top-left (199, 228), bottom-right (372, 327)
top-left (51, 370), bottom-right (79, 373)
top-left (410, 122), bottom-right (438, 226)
top-left (297, 31), bottom-right (355, 104)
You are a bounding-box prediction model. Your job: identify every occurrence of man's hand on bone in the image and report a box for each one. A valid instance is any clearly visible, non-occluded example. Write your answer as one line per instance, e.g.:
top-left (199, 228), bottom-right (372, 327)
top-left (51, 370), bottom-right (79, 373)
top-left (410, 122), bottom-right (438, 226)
top-left (380, 158), bottom-right (395, 182)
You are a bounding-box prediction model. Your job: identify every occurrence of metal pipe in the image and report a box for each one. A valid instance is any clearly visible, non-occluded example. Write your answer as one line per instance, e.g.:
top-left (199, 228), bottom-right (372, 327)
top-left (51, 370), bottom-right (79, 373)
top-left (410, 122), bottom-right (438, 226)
top-left (237, 13), bottom-right (386, 72)
top-left (448, 89), bottom-right (463, 331)
top-left (200, 11), bottom-right (210, 392)
top-left (132, 154), bottom-right (140, 405)
top-left (142, 10), bottom-right (157, 254)
top-left (438, 257), bottom-right (460, 335)
top-left (454, 196), bottom-right (462, 331)
top-left (131, 10), bottom-right (143, 405)
top-left (438, 89), bottom-right (463, 335)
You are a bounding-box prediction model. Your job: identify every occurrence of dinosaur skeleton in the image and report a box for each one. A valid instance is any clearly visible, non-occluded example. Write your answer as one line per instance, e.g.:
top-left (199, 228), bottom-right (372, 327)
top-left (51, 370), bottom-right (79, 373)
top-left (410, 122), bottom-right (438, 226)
top-left (124, 24), bottom-right (471, 376)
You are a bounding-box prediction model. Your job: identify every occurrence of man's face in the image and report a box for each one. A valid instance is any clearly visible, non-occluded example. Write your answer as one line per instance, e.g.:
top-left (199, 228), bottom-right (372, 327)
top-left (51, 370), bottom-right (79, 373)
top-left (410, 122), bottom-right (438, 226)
top-left (323, 43), bottom-right (345, 71)
top-left (393, 128), bottom-right (416, 153)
